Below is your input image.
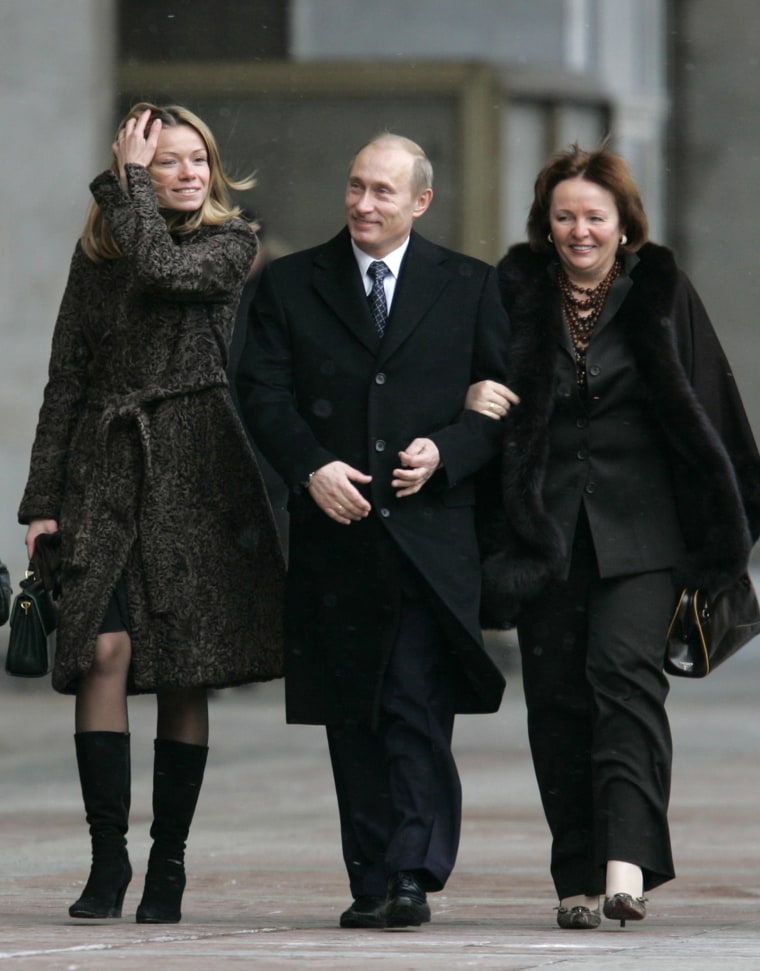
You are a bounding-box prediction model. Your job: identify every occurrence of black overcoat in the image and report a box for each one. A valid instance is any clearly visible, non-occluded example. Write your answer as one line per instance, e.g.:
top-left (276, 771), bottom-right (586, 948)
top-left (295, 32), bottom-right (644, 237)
top-left (238, 228), bottom-right (511, 725)
top-left (479, 242), bottom-right (760, 627)
top-left (19, 165), bottom-right (285, 694)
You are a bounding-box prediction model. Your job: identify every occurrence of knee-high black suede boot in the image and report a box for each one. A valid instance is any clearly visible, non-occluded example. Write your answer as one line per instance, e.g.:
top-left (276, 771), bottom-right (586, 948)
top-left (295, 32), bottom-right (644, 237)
top-left (135, 739), bottom-right (208, 924)
top-left (69, 731), bottom-right (132, 918)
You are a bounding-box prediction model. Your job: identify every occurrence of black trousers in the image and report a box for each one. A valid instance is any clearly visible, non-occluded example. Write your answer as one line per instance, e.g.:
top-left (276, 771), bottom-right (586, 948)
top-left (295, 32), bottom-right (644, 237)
top-left (326, 594), bottom-right (461, 898)
top-left (517, 509), bottom-right (676, 899)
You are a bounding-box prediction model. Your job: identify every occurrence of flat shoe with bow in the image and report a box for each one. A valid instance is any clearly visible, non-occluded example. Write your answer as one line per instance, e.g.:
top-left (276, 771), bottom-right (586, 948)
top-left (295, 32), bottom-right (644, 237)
top-left (555, 904), bottom-right (601, 929)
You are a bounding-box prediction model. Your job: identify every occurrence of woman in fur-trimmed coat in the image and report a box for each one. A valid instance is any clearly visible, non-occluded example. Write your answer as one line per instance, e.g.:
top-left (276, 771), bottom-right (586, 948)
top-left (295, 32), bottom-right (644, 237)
top-left (18, 103), bottom-right (285, 925)
top-left (469, 145), bottom-right (760, 930)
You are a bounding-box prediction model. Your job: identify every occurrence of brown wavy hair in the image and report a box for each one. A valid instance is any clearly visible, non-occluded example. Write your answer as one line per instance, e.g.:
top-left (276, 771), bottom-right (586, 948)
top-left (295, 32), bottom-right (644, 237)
top-left (526, 142), bottom-right (648, 255)
top-left (81, 102), bottom-right (256, 262)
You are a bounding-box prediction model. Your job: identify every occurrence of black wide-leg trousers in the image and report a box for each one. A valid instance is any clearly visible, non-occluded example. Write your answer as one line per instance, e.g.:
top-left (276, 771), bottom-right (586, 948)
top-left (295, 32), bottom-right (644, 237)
top-left (517, 511), bottom-right (676, 899)
top-left (326, 595), bottom-right (461, 898)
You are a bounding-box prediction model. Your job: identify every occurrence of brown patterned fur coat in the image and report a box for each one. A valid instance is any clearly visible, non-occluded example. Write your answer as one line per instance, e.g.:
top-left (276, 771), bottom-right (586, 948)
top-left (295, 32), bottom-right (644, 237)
top-left (19, 164), bottom-right (285, 694)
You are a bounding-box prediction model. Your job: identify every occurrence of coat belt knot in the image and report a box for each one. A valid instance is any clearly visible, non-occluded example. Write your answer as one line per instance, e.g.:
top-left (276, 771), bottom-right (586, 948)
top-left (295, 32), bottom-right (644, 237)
top-left (72, 371), bottom-right (229, 614)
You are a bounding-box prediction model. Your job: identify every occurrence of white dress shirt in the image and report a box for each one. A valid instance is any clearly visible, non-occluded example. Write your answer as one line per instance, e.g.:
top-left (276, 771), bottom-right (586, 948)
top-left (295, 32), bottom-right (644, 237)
top-left (351, 238), bottom-right (410, 314)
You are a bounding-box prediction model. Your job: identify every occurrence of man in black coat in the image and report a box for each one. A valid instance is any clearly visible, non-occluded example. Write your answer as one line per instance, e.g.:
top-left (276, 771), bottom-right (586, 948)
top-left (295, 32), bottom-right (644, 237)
top-left (236, 133), bottom-right (513, 928)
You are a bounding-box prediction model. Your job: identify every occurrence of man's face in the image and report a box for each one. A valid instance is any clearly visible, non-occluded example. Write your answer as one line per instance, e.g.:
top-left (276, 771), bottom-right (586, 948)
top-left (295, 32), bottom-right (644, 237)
top-left (345, 143), bottom-right (432, 258)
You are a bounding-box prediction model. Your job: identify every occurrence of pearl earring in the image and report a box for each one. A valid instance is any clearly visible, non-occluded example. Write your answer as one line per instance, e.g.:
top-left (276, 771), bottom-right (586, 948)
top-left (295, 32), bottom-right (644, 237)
top-left (620, 234), bottom-right (628, 246)
top-left (547, 233), bottom-right (554, 244)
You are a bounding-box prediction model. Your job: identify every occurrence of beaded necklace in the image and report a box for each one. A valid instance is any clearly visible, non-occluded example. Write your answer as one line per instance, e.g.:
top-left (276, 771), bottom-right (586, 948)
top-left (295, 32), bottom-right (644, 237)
top-left (558, 259), bottom-right (621, 388)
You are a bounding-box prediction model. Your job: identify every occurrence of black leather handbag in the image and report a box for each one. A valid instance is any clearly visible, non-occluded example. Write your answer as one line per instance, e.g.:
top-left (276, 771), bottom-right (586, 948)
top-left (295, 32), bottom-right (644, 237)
top-left (5, 567), bottom-right (58, 678)
top-left (0, 559), bottom-right (10, 627)
top-left (665, 573), bottom-right (760, 678)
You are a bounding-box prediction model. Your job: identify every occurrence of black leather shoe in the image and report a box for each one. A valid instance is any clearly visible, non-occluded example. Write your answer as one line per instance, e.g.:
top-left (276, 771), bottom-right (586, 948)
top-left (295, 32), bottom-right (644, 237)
top-left (339, 895), bottom-right (386, 928)
top-left (384, 871), bottom-right (431, 928)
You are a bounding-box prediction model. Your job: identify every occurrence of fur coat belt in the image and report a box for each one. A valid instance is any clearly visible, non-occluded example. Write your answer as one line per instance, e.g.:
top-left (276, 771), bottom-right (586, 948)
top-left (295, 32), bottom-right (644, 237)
top-left (73, 369), bottom-right (228, 613)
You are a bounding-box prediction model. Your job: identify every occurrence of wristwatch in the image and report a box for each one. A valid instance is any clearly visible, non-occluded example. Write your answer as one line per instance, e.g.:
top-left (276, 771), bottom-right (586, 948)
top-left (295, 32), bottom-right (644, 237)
top-left (302, 470), bottom-right (318, 489)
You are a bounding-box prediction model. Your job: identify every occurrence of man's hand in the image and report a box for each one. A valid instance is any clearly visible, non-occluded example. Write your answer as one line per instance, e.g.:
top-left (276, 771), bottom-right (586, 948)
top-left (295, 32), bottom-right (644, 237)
top-left (307, 461), bottom-right (372, 524)
top-left (465, 379), bottom-right (520, 419)
top-left (392, 438), bottom-right (440, 498)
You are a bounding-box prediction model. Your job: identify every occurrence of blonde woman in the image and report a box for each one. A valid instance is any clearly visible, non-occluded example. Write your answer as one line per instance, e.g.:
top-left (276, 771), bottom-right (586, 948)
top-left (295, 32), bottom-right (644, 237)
top-left (20, 103), bottom-right (284, 923)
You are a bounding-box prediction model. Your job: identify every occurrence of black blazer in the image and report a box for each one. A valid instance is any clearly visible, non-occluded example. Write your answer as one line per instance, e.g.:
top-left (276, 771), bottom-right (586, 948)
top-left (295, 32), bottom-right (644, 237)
top-left (541, 269), bottom-right (685, 579)
top-left (237, 228), bottom-right (512, 725)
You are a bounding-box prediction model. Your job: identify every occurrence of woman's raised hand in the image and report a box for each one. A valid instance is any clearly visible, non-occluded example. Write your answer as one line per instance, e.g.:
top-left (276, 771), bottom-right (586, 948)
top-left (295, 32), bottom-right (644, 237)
top-left (113, 108), bottom-right (162, 188)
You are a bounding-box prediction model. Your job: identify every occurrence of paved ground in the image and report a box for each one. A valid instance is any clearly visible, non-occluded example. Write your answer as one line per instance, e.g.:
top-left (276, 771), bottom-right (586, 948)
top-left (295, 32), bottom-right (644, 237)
top-left (1, 628), bottom-right (760, 969)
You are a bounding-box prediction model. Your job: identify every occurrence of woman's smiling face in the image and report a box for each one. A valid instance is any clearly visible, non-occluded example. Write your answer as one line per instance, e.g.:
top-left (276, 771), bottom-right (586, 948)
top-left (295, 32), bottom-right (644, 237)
top-left (149, 124), bottom-right (210, 212)
top-left (549, 177), bottom-right (624, 285)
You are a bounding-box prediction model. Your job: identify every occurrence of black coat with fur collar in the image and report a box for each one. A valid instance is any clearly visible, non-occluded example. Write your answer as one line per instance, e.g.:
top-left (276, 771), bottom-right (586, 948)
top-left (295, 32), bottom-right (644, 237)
top-left (480, 242), bottom-right (760, 628)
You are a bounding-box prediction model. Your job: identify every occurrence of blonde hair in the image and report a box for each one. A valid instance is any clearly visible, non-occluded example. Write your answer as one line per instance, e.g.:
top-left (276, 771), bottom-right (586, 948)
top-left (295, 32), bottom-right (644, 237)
top-left (81, 102), bottom-right (256, 262)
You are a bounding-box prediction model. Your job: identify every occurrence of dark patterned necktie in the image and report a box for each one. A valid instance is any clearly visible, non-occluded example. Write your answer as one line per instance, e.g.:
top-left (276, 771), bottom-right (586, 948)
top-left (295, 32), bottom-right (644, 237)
top-left (367, 260), bottom-right (390, 337)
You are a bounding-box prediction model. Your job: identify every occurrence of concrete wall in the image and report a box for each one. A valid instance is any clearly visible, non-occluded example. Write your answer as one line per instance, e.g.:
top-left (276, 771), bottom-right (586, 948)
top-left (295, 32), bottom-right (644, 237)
top-left (291, 0), bottom-right (569, 63)
top-left (0, 0), bottom-right (115, 584)
top-left (671, 0), bottom-right (760, 430)
top-left (292, 0), bottom-right (670, 241)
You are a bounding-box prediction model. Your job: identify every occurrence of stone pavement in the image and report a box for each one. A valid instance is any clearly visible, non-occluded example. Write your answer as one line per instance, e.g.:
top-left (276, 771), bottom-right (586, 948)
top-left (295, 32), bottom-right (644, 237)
top-left (1, 630), bottom-right (760, 969)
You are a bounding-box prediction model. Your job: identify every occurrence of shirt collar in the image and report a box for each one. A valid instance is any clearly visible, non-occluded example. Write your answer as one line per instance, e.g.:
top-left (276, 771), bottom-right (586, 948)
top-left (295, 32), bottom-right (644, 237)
top-left (351, 237), bottom-right (410, 280)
